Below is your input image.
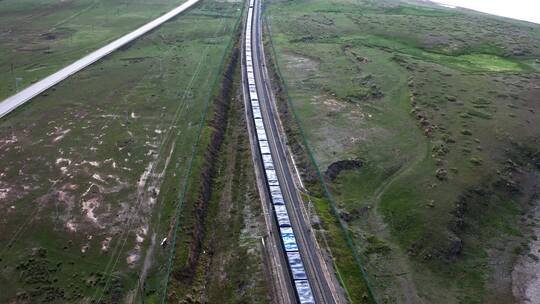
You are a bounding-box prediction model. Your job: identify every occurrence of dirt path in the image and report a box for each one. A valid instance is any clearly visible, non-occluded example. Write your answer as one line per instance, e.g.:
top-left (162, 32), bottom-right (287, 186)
top-left (365, 137), bottom-right (429, 304)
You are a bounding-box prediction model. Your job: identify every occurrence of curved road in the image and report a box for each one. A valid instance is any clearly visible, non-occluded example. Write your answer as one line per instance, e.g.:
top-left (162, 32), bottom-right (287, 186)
top-left (0, 0), bottom-right (200, 119)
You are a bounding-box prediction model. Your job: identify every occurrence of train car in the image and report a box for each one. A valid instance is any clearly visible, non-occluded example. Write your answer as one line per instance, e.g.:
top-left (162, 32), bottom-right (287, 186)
top-left (252, 107), bottom-right (262, 119)
top-left (280, 227), bottom-right (298, 251)
top-left (255, 118), bottom-right (265, 129)
top-left (256, 128), bottom-right (267, 141)
top-left (258, 140), bottom-right (271, 154)
top-left (262, 154), bottom-right (274, 169)
top-left (244, 4), bottom-right (316, 303)
top-left (265, 168), bottom-right (276, 179)
top-left (262, 154), bottom-right (274, 170)
top-left (264, 169), bottom-right (277, 179)
top-left (271, 193), bottom-right (285, 205)
top-left (286, 251), bottom-right (308, 280)
top-left (274, 205), bottom-right (292, 227)
top-left (294, 280), bottom-right (315, 304)
top-left (256, 124), bottom-right (266, 136)
top-left (255, 118), bottom-right (265, 130)
top-left (269, 185), bottom-right (282, 197)
top-left (267, 172), bottom-right (281, 186)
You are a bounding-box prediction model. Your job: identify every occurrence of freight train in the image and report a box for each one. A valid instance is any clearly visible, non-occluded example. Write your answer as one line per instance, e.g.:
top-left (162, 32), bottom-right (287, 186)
top-left (244, 0), bottom-right (316, 303)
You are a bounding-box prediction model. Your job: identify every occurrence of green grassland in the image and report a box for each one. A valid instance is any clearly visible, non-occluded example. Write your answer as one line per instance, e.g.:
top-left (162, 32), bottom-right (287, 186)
top-left (0, 0), bottom-right (250, 302)
top-left (266, 0), bottom-right (540, 302)
top-left (166, 49), bottom-right (271, 301)
top-left (0, 0), bottom-right (190, 100)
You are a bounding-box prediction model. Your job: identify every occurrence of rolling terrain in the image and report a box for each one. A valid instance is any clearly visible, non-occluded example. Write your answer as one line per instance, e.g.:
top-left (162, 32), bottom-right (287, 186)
top-left (0, 0), bottom-right (198, 100)
top-left (1, 0), bottom-right (539, 303)
top-left (0, 0), bottom-right (271, 302)
top-left (264, 0), bottom-right (540, 302)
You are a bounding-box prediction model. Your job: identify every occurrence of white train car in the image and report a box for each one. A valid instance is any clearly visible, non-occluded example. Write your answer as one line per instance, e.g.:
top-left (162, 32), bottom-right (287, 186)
top-left (287, 252), bottom-right (308, 280)
top-left (295, 280), bottom-right (316, 304)
top-left (258, 140), bottom-right (271, 154)
top-left (244, 1), bottom-right (314, 302)
top-left (280, 227), bottom-right (298, 251)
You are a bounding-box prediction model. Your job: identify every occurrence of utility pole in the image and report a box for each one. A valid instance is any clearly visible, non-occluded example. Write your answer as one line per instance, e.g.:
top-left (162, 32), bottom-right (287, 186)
top-left (15, 77), bottom-right (22, 92)
top-left (159, 57), bottom-right (163, 78)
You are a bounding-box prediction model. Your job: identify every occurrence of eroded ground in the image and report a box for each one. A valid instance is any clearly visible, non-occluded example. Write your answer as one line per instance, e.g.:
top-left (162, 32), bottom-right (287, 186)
top-left (0, 0), bottom-right (243, 302)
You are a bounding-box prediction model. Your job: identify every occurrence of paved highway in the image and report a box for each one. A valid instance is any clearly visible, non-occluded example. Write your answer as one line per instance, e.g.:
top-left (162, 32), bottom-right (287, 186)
top-left (0, 0), bottom-right (200, 119)
top-left (244, 0), bottom-right (346, 302)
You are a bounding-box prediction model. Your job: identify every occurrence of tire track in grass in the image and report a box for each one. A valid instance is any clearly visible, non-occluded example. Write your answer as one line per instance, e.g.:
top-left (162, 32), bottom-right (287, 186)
top-left (92, 15), bottom-right (230, 303)
top-left (366, 139), bottom-right (429, 304)
top-left (0, 8), bottom-right (191, 267)
top-left (159, 6), bottom-right (245, 302)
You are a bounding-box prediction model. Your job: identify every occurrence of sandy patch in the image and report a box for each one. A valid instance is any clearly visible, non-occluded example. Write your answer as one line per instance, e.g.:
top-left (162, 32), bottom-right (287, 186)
top-left (82, 197), bottom-right (101, 224)
top-left (512, 198), bottom-right (540, 304)
top-left (65, 220), bottom-right (77, 232)
top-left (104, 158), bottom-right (117, 169)
top-left (283, 52), bottom-right (319, 74)
top-left (101, 236), bottom-right (112, 252)
top-left (52, 128), bottom-right (71, 142)
top-left (126, 226), bottom-right (148, 267)
top-left (81, 183), bottom-right (100, 197)
top-left (0, 134), bottom-right (18, 149)
top-left (100, 114), bottom-right (120, 118)
top-left (81, 243), bottom-right (89, 253)
top-left (138, 163), bottom-right (153, 190)
top-left (145, 142), bottom-right (158, 148)
top-left (62, 183), bottom-right (78, 190)
top-left (323, 98), bottom-right (346, 112)
top-left (56, 158), bottom-right (72, 165)
top-left (126, 253), bottom-right (139, 266)
top-left (0, 188), bottom-right (9, 200)
top-left (92, 173), bottom-right (105, 183)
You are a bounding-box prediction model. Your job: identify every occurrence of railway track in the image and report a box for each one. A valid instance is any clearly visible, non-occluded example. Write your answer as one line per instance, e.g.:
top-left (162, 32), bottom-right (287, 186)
top-left (241, 0), bottom-right (345, 302)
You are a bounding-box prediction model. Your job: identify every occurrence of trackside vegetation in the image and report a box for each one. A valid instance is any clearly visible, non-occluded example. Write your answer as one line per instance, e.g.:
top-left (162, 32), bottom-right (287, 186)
top-left (0, 0), bottom-right (254, 302)
top-left (265, 0), bottom-right (540, 302)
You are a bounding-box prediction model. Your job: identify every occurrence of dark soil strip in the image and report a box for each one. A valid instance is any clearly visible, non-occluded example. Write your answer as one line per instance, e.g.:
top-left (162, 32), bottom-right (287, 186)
top-left (167, 24), bottom-right (271, 302)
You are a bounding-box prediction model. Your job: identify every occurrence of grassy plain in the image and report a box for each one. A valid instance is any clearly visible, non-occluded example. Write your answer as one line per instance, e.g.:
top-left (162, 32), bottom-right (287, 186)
top-left (266, 0), bottom-right (540, 302)
top-left (0, 0), bottom-right (255, 302)
top-left (166, 50), bottom-right (271, 301)
top-left (0, 0), bottom-right (187, 100)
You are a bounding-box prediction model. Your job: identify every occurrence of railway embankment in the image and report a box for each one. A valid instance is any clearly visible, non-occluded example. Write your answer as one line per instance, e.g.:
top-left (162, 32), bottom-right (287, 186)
top-left (166, 27), bottom-right (270, 302)
top-left (261, 17), bottom-right (376, 304)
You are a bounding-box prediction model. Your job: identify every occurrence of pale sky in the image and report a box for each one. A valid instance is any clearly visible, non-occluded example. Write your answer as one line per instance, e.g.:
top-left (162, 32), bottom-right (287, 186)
top-left (429, 0), bottom-right (540, 24)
